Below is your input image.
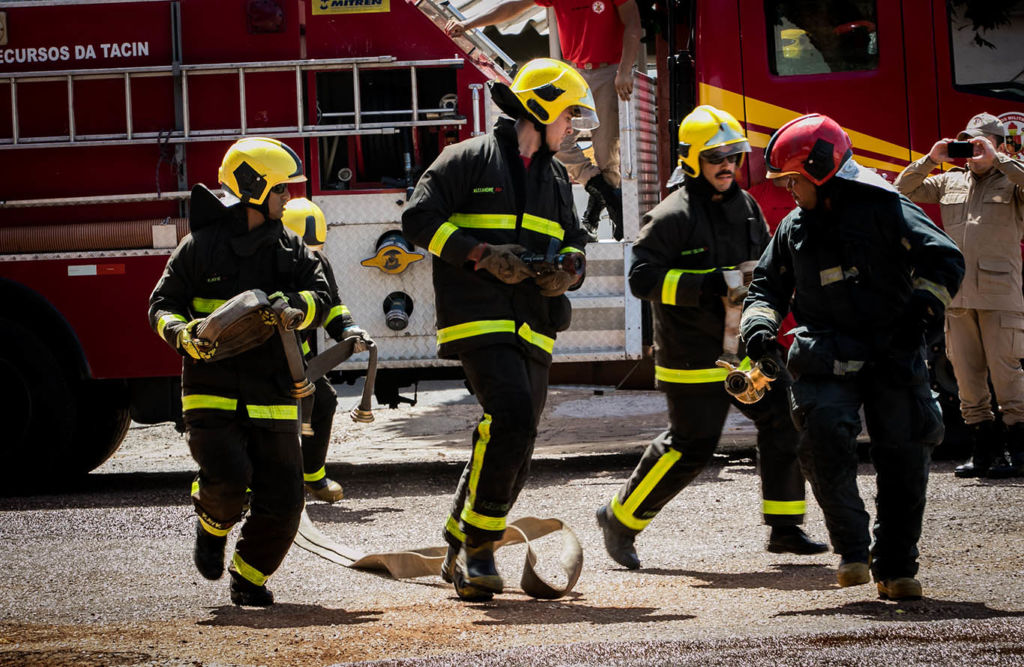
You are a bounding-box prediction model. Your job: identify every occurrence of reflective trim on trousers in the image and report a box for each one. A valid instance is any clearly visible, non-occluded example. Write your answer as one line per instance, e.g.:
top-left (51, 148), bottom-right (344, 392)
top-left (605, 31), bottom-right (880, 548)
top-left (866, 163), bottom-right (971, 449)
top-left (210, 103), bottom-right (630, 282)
top-left (231, 552), bottom-right (268, 586)
top-left (460, 413), bottom-right (508, 533)
top-left (610, 447), bottom-right (682, 531)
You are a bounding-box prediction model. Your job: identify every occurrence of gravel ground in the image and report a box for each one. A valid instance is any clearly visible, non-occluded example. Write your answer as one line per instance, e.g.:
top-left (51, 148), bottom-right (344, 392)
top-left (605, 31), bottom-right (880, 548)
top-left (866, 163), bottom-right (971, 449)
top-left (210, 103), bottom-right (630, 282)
top-left (1, 382), bottom-right (1022, 666)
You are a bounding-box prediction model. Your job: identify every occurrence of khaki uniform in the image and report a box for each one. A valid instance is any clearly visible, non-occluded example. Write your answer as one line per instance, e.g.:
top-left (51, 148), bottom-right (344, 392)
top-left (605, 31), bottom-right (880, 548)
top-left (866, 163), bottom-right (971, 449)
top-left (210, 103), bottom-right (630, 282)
top-left (895, 153), bottom-right (1024, 425)
top-left (556, 64), bottom-right (621, 187)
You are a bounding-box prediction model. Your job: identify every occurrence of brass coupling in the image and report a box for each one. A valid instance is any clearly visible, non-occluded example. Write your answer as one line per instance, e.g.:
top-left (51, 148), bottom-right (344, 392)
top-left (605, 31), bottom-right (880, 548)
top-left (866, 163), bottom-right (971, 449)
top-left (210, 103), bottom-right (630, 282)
top-left (719, 356), bottom-right (782, 404)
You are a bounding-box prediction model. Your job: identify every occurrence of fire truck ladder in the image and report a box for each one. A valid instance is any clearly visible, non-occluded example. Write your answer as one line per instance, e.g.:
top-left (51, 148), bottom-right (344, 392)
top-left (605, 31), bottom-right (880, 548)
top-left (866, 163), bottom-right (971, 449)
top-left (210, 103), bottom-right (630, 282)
top-left (0, 55), bottom-right (470, 151)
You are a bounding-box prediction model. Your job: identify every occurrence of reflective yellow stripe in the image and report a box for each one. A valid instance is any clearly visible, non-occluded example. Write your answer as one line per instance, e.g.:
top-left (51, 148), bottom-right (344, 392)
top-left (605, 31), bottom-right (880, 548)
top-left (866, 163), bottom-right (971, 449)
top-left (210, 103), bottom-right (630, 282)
top-left (560, 246), bottom-right (584, 255)
top-left (301, 340), bottom-right (310, 356)
top-left (182, 394), bottom-right (238, 412)
top-left (304, 466), bottom-right (326, 483)
top-left (157, 313), bottom-right (186, 338)
top-left (662, 269), bottom-right (682, 306)
top-left (913, 277), bottom-right (952, 307)
top-left (191, 297), bottom-right (225, 314)
top-left (461, 414), bottom-right (507, 533)
top-left (763, 499), bottom-right (807, 516)
top-left (428, 222), bottom-right (460, 256)
top-left (655, 358), bottom-right (752, 384)
top-left (522, 213), bottom-right (564, 240)
top-left (445, 515), bottom-right (465, 543)
top-left (298, 291), bottom-right (316, 329)
top-left (324, 304), bottom-right (350, 327)
top-left (437, 319), bottom-right (515, 345)
top-left (611, 448), bottom-right (683, 531)
top-left (231, 552), bottom-right (268, 587)
top-left (449, 212), bottom-right (516, 229)
top-left (517, 322), bottom-right (555, 354)
top-left (199, 516), bottom-right (230, 537)
top-left (246, 404), bottom-right (299, 421)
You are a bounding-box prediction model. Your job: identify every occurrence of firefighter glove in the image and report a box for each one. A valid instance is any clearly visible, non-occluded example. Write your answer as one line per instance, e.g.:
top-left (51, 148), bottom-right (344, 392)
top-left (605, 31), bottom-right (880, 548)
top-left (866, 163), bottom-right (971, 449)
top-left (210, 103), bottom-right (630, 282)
top-left (177, 319), bottom-right (216, 361)
top-left (475, 243), bottom-right (535, 284)
top-left (279, 307), bottom-right (305, 330)
top-left (341, 325), bottom-right (372, 354)
top-left (743, 327), bottom-right (780, 362)
top-left (536, 270), bottom-right (577, 297)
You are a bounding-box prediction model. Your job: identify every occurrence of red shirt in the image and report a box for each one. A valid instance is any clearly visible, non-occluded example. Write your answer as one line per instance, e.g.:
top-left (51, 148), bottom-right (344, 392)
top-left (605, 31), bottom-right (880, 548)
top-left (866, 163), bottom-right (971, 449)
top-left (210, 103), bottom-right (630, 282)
top-left (534, 0), bottom-right (627, 68)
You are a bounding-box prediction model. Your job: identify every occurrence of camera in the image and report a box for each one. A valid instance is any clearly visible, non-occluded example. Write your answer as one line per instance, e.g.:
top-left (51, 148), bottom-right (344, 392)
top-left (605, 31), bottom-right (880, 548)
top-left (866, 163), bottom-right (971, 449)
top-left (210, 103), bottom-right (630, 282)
top-left (946, 141), bottom-right (975, 159)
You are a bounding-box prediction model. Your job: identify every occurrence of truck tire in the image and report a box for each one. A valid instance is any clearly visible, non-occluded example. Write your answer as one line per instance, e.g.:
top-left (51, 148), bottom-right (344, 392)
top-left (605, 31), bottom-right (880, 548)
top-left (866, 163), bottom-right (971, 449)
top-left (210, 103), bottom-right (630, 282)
top-left (0, 319), bottom-right (77, 490)
top-left (69, 379), bottom-right (131, 475)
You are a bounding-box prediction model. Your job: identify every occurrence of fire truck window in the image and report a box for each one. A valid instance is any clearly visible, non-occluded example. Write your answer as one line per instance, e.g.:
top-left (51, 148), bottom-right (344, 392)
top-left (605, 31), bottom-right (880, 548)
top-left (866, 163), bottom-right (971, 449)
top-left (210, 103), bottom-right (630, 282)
top-left (765, 0), bottom-right (879, 76)
top-left (948, 1), bottom-right (1024, 102)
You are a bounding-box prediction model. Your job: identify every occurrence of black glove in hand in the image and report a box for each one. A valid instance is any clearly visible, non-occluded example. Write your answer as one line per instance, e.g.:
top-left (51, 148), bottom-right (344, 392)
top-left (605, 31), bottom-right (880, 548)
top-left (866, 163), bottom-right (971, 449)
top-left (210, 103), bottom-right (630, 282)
top-left (476, 244), bottom-right (535, 284)
top-left (340, 325), bottom-right (372, 354)
top-left (536, 270), bottom-right (576, 297)
top-left (744, 328), bottom-right (779, 362)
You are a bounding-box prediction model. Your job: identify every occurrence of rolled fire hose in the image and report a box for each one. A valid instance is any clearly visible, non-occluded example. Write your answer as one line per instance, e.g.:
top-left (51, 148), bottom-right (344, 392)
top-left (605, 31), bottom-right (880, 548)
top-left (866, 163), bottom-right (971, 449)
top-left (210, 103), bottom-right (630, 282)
top-left (295, 512), bottom-right (584, 600)
top-left (295, 335), bottom-right (582, 599)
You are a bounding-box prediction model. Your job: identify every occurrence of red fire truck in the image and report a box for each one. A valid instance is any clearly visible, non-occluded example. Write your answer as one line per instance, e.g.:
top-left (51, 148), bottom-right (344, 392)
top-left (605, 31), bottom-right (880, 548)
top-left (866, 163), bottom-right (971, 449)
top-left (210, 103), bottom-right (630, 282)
top-left (1, 0), bottom-right (1021, 482)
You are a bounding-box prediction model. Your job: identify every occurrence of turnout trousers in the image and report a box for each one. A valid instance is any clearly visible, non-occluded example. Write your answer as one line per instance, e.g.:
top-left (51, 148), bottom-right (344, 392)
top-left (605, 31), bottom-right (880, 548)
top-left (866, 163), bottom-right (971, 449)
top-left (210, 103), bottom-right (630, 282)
top-left (186, 407), bottom-right (304, 586)
top-left (301, 376), bottom-right (339, 484)
top-left (788, 365), bottom-right (943, 580)
top-left (443, 344), bottom-right (549, 548)
top-left (608, 379), bottom-right (808, 534)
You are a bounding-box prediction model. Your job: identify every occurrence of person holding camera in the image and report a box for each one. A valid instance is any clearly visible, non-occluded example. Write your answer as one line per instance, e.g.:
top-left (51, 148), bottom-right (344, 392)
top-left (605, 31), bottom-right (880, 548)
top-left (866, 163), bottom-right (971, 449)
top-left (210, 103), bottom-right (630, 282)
top-left (149, 138), bottom-right (332, 606)
top-left (594, 106), bottom-right (827, 572)
top-left (401, 58), bottom-right (591, 602)
top-left (896, 112), bottom-right (1024, 479)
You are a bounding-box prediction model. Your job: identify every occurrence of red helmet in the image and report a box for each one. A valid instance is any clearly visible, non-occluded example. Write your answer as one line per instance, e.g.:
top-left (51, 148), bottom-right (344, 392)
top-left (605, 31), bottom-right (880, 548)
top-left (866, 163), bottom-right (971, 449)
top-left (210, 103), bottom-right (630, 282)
top-left (765, 114), bottom-right (853, 186)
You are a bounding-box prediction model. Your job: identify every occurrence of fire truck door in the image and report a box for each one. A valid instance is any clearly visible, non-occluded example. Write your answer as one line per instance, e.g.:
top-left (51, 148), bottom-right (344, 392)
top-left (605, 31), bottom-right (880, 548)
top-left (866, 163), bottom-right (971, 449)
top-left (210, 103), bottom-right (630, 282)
top-left (731, 0), bottom-right (913, 223)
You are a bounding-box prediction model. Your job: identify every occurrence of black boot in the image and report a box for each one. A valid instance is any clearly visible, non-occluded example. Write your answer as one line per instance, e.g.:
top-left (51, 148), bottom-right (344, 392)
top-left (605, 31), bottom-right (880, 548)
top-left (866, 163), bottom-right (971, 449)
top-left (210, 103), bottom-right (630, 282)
top-left (585, 175), bottom-right (623, 241)
top-left (955, 421), bottom-right (1004, 478)
top-left (767, 525), bottom-right (829, 555)
top-left (989, 422), bottom-right (1024, 478)
top-left (440, 543), bottom-right (457, 584)
top-left (229, 569), bottom-right (274, 607)
top-left (581, 191), bottom-right (604, 241)
top-left (596, 505), bottom-right (641, 569)
top-left (453, 540), bottom-right (503, 602)
top-left (193, 519), bottom-right (226, 581)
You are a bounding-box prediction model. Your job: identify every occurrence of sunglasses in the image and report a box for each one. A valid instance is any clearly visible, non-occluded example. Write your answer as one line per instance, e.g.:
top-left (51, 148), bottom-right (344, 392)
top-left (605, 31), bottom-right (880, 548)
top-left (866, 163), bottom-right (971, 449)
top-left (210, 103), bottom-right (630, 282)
top-left (270, 183), bottom-right (289, 195)
top-left (702, 153), bottom-right (742, 166)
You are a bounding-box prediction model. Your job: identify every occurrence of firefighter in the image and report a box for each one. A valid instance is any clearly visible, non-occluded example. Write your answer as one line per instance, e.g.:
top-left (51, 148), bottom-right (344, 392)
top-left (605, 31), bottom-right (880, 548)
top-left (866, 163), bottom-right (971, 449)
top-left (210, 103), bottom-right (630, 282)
top-left (445, 0), bottom-right (643, 240)
top-left (741, 114), bottom-right (964, 600)
top-left (594, 105), bottom-right (827, 571)
top-left (895, 113), bottom-right (1024, 479)
top-left (401, 58), bottom-right (593, 601)
top-left (281, 197), bottom-right (373, 503)
top-left (149, 137), bottom-right (332, 607)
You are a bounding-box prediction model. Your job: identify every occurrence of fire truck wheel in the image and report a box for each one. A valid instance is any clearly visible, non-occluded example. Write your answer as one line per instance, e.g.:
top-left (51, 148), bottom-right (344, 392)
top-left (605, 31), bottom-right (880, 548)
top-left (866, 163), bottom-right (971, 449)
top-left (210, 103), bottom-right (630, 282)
top-left (68, 379), bottom-right (131, 475)
top-left (0, 319), bottom-right (77, 491)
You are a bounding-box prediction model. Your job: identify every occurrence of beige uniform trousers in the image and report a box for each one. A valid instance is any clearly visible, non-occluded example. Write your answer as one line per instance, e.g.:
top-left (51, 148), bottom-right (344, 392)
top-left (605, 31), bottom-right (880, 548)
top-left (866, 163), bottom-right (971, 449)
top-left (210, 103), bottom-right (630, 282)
top-left (556, 63), bottom-right (621, 188)
top-left (945, 307), bottom-right (1024, 426)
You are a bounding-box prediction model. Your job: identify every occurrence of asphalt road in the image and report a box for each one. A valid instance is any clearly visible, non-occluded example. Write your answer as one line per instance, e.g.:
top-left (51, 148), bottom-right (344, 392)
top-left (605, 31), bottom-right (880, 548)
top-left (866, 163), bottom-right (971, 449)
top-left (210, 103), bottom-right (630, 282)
top-left (1, 382), bottom-right (1023, 666)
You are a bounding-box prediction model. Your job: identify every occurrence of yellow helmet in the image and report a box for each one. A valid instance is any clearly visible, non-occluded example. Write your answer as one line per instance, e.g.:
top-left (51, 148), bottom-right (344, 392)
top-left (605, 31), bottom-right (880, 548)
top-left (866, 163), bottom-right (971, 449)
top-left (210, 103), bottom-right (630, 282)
top-left (218, 137), bottom-right (307, 206)
top-left (510, 58), bottom-right (599, 130)
top-left (667, 105), bottom-right (751, 187)
top-left (282, 197), bottom-right (327, 247)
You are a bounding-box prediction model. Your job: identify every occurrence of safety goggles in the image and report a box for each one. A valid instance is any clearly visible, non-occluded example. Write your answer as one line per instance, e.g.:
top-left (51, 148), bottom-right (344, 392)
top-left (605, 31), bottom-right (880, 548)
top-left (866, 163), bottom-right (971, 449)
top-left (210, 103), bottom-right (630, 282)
top-left (270, 183), bottom-right (289, 195)
top-left (702, 153), bottom-right (742, 165)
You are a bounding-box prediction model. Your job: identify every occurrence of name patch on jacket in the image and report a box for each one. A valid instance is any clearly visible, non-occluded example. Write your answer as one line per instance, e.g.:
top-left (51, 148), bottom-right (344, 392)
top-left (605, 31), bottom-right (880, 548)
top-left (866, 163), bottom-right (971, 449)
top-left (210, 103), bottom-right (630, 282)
top-left (680, 247), bottom-right (707, 256)
top-left (473, 186), bottom-right (504, 194)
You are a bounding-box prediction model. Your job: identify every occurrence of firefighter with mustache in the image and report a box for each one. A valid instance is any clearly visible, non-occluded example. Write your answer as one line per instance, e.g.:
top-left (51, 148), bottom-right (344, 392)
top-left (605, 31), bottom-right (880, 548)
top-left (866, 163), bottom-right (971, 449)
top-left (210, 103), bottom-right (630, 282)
top-left (595, 105), bottom-right (827, 570)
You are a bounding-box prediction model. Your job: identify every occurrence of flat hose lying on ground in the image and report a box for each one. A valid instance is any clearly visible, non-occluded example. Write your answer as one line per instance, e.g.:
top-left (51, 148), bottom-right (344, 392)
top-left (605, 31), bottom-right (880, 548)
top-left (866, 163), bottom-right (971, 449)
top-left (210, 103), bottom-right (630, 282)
top-left (295, 512), bottom-right (584, 600)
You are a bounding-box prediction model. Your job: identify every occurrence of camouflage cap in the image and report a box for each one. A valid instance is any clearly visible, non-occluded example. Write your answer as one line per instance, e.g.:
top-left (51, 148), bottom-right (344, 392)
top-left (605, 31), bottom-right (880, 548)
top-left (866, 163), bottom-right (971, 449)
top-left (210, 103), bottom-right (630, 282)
top-left (958, 112), bottom-right (1006, 140)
